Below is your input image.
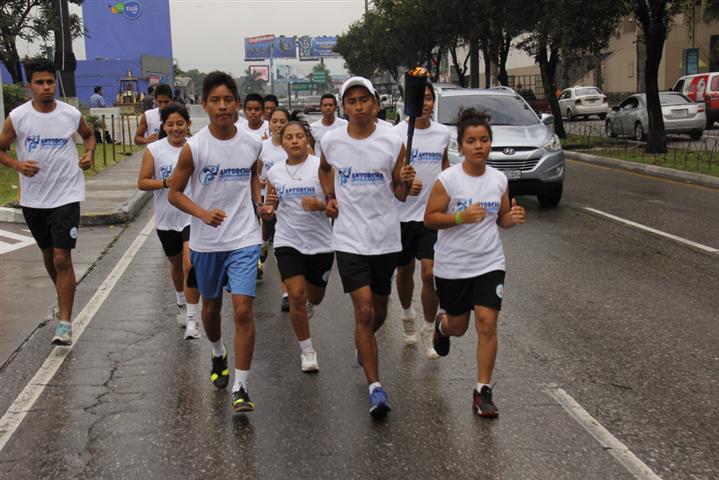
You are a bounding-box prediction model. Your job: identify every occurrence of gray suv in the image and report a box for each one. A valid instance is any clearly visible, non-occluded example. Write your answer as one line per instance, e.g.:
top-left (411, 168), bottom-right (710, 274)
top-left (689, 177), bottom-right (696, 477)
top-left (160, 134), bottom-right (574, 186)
top-left (439, 89), bottom-right (565, 207)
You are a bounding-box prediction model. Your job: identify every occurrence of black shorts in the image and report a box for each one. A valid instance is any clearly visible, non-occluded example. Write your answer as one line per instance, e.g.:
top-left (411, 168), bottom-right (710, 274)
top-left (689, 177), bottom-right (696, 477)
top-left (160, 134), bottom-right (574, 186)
top-left (435, 270), bottom-right (506, 315)
top-left (22, 202), bottom-right (80, 250)
top-left (398, 221), bottom-right (437, 265)
top-left (156, 225), bottom-right (190, 257)
top-left (274, 247), bottom-right (334, 288)
top-left (335, 251), bottom-right (399, 296)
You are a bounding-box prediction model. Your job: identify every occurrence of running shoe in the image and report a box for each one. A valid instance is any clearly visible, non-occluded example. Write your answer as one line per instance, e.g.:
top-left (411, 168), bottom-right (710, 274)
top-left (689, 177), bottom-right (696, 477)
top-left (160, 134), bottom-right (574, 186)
top-left (473, 386), bottom-right (499, 418)
top-left (232, 387), bottom-right (255, 413)
top-left (421, 326), bottom-right (440, 359)
top-left (433, 312), bottom-right (450, 357)
top-left (176, 304), bottom-right (187, 328)
top-left (281, 295), bottom-right (290, 312)
top-left (401, 310), bottom-right (417, 345)
top-left (368, 387), bottom-right (391, 418)
top-left (300, 348), bottom-right (319, 372)
top-left (306, 302), bottom-right (315, 320)
top-left (51, 322), bottom-right (72, 346)
top-left (210, 349), bottom-right (229, 389)
top-left (184, 319), bottom-right (201, 339)
top-left (256, 260), bottom-right (264, 280)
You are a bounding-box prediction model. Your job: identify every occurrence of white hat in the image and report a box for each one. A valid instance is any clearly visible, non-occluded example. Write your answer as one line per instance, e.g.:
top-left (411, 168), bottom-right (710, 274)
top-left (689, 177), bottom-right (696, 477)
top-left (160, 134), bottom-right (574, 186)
top-left (340, 76), bottom-right (375, 100)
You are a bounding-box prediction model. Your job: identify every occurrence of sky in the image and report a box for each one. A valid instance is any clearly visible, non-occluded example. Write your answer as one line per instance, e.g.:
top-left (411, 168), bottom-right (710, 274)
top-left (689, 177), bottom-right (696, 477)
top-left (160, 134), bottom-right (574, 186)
top-left (14, 0), bottom-right (367, 78)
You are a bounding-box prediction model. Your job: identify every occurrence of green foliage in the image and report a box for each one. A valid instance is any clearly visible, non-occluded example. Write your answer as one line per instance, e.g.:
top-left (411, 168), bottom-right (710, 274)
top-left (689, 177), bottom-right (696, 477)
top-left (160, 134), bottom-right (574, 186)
top-left (239, 68), bottom-right (267, 96)
top-left (2, 83), bottom-right (28, 115)
top-left (84, 114), bottom-right (102, 130)
top-left (309, 63), bottom-right (334, 94)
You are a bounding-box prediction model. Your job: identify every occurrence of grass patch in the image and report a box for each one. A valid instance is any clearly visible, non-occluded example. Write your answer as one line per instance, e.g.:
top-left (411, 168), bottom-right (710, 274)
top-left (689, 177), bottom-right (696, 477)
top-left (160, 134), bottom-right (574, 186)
top-left (1, 143), bottom-right (142, 206)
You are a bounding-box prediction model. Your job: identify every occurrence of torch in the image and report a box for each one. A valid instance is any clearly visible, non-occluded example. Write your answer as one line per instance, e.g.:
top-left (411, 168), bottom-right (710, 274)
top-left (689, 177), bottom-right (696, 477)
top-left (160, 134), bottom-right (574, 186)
top-left (403, 67), bottom-right (430, 166)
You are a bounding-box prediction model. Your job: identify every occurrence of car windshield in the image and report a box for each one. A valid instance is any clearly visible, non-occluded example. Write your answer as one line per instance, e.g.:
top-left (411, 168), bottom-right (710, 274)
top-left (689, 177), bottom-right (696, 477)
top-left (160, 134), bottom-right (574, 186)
top-left (659, 93), bottom-right (690, 105)
top-left (576, 87), bottom-right (601, 96)
top-left (437, 94), bottom-right (539, 126)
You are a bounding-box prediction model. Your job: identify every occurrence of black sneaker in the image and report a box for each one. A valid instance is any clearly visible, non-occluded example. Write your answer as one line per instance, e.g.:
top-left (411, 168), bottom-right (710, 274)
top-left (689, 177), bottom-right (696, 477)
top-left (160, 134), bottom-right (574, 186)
top-left (210, 350), bottom-right (229, 389)
top-left (432, 313), bottom-right (450, 356)
top-left (281, 295), bottom-right (290, 312)
top-left (232, 387), bottom-right (255, 413)
top-left (473, 386), bottom-right (498, 418)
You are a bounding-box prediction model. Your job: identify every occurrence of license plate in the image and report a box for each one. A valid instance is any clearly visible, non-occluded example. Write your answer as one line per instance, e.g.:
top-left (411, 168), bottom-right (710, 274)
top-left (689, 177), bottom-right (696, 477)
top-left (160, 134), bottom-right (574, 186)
top-left (672, 109), bottom-right (688, 116)
top-left (503, 170), bottom-right (522, 180)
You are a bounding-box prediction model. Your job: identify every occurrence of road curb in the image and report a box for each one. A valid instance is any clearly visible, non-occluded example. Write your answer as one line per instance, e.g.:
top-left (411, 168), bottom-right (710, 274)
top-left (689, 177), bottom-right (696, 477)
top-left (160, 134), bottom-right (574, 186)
top-left (565, 151), bottom-right (719, 190)
top-left (0, 190), bottom-right (152, 226)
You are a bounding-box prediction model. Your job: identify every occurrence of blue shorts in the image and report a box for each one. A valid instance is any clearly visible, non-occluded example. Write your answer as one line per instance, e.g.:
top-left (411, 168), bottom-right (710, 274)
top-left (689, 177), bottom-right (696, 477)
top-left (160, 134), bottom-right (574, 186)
top-left (190, 245), bottom-right (260, 299)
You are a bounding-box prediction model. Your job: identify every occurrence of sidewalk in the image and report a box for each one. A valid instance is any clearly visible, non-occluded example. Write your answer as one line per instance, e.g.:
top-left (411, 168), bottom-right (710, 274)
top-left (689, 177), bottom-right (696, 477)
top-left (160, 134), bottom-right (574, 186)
top-left (0, 149), bottom-right (151, 225)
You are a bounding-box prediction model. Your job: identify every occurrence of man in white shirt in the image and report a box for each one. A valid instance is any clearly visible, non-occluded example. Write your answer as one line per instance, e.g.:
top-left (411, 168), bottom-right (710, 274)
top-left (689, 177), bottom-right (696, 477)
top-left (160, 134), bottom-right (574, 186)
top-left (310, 94), bottom-right (347, 158)
top-left (241, 93), bottom-right (270, 139)
top-left (0, 59), bottom-right (95, 346)
top-left (135, 83), bottom-right (173, 145)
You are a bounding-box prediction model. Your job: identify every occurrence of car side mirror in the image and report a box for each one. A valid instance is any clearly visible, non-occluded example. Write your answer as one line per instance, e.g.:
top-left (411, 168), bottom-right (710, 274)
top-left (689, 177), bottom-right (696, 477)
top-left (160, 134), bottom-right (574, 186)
top-left (612, 106), bottom-right (620, 112)
top-left (540, 113), bottom-right (554, 125)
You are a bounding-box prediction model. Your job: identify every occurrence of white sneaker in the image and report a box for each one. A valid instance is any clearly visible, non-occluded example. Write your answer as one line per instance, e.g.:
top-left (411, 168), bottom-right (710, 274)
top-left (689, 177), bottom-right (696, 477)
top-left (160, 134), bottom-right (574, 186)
top-left (51, 321), bottom-right (73, 346)
top-left (421, 326), bottom-right (440, 359)
top-left (306, 302), bottom-right (315, 320)
top-left (184, 319), bottom-right (201, 339)
top-left (176, 304), bottom-right (187, 328)
top-left (401, 310), bottom-right (417, 345)
top-left (300, 348), bottom-right (319, 372)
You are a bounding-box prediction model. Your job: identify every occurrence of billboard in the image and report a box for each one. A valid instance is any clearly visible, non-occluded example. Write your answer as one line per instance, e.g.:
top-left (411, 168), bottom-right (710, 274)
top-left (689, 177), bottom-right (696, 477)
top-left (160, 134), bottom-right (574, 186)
top-left (298, 36), bottom-right (339, 61)
top-left (249, 65), bottom-right (270, 82)
top-left (244, 35), bottom-right (297, 60)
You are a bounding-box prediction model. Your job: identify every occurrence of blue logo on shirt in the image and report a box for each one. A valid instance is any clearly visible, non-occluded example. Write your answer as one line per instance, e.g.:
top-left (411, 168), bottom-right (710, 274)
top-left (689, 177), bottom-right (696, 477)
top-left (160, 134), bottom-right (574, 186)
top-left (159, 164), bottom-right (173, 180)
top-left (337, 167), bottom-right (384, 186)
top-left (25, 135), bottom-right (68, 153)
top-left (450, 198), bottom-right (500, 214)
top-left (410, 148), bottom-right (442, 165)
top-left (218, 167), bottom-right (252, 182)
top-left (200, 164), bottom-right (220, 185)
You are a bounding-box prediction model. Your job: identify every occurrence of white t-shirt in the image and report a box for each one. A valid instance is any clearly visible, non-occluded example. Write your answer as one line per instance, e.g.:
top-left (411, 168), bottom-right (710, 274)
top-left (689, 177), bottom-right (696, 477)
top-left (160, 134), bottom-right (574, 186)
top-left (145, 108), bottom-right (162, 137)
top-left (147, 138), bottom-right (192, 231)
top-left (391, 121), bottom-right (450, 222)
top-left (10, 100), bottom-right (84, 208)
top-left (433, 164), bottom-right (508, 279)
top-left (241, 119), bottom-right (270, 139)
top-left (186, 126), bottom-right (262, 253)
top-left (266, 155), bottom-right (333, 255)
top-left (310, 117), bottom-right (348, 158)
top-left (321, 125), bottom-right (403, 255)
top-left (259, 139), bottom-right (287, 182)
top-left (235, 116), bottom-right (248, 128)
top-left (376, 118), bottom-right (394, 129)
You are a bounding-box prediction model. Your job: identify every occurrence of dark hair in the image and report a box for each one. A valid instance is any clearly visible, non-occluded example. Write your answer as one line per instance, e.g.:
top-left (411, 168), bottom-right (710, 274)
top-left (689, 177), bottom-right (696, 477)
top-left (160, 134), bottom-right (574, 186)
top-left (158, 102), bottom-right (191, 139)
top-left (425, 81), bottom-right (436, 102)
top-left (320, 93), bottom-right (337, 105)
top-left (456, 108), bottom-right (493, 144)
top-left (202, 71), bottom-right (239, 101)
top-left (263, 94), bottom-right (279, 105)
top-left (24, 59), bottom-right (56, 82)
top-left (154, 83), bottom-right (173, 99)
top-left (147, 85), bottom-right (155, 94)
top-left (269, 107), bottom-right (290, 122)
top-left (244, 93), bottom-right (264, 109)
top-left (280, 111), bottom-right (313, 142)
top-left (94, 86), bottom-right (102, 94)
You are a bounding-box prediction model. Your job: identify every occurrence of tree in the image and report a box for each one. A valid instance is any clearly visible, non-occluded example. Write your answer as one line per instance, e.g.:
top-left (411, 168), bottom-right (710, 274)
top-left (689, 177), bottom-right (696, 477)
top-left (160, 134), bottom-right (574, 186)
top-left (0, 0), bottom-right (85, 84)
top-left (308, 63), bottom-right (334, 94)
top-left (239, 67), bottom-right (267, 96)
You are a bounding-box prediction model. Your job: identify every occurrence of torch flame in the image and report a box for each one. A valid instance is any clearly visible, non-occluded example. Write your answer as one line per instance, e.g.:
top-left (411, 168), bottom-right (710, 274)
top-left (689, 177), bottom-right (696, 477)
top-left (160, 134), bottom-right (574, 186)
top-left (408, 66), bottom-right (429, 77)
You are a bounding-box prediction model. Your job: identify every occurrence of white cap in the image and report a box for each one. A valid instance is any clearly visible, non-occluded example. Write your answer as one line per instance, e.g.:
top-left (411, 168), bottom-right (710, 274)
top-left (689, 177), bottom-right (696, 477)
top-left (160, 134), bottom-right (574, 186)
top-left (340, 76), bottom-right (375, 100)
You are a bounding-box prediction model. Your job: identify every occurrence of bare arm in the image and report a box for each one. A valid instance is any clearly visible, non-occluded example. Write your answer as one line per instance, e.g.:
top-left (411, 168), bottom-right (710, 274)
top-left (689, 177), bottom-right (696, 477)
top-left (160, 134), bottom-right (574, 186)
top-left (137, 148), bottom-right (164, 191)
top-left (318, 152), bottom-right (338, 218)
top-left (77, 117), bottom-right (96, 171)
top-left (0, 117), bottom-right (40, 177)
top-left (134, 113), bottom-right (156, 145)
top-left (392, 145), bottom-right (414, 202)
top-left (168, 144), bottom-right (225, 227)
top-left (497, 191), bottom-right (525, 229)
top-left (441, 147), bottom-right (449, 170)
top-left (424, 179), bottom-right (487, 229)
top-left (251, 159), bottom-right (262, 207)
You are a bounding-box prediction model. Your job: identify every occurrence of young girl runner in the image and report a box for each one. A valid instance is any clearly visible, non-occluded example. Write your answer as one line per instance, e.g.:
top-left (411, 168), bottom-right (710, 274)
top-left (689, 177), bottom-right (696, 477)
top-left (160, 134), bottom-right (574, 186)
top-left (137, 103), bottom-right (201, 339)
top-left (262, 120), bottom-right (334, 372)
top-left (424, 108), bottom-right (525, 418)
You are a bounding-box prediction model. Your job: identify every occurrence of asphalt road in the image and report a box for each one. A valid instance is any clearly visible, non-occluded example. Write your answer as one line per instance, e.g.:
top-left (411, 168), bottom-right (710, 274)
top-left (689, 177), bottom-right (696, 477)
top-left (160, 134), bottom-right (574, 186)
top-left (0, 160), bottom-right (717, 479)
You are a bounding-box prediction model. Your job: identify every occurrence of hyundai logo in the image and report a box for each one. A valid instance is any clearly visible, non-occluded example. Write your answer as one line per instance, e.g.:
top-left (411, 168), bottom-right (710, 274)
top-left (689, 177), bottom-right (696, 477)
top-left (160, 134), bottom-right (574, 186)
top-left (502, 148), bottom-right (516, 155)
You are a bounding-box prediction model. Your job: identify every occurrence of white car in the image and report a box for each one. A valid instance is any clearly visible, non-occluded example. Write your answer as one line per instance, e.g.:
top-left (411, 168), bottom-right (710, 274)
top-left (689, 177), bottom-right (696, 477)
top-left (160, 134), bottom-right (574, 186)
top-left (558, 86), bottom-right (610, 120)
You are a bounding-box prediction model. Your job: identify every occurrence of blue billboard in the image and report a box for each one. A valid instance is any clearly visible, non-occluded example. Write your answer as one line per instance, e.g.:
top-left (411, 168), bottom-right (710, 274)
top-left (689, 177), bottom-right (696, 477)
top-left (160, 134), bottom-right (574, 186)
top-left (244, 35), bottom-right (297, 61)
top-left (298, 36), bottom-right (339, 61)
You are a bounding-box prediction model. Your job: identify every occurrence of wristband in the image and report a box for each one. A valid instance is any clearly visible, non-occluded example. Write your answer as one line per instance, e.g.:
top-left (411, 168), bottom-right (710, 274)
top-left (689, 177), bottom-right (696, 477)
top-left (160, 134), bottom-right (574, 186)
top-left (454, 211), bottom-right (463, 225)
top-left (162, 178), bottom-right (168, 188)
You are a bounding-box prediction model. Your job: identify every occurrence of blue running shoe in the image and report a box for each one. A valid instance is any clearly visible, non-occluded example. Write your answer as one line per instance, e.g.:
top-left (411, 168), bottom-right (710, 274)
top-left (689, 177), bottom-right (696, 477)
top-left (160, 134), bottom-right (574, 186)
top-left (52, 322), bottom-right (72, 346)
top-left (368, 387), bottom-right (391, 418)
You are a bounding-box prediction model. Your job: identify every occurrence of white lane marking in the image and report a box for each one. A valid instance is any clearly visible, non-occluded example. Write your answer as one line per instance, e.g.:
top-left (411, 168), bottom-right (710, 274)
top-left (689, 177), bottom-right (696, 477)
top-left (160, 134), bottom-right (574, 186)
top-left (0, 229), bottom-right (36, 255)
top-left (0, 217), bottom-right (155, 452)
top-left (584, 207), bottom-right (719, 253)
top-left (544, 387), bottom-right (662, 480)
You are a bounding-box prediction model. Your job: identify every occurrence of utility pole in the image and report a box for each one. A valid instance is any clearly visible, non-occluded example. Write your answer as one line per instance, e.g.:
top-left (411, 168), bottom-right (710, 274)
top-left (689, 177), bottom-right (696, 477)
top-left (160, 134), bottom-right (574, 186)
top-left (53, 0), bottom-right (77, 100)
top-left (365, 0), bottom-right (369, 14)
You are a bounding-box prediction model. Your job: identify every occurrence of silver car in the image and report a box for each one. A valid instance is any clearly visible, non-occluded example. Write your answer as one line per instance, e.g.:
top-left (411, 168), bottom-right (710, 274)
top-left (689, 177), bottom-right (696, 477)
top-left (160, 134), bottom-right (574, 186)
top-left (558, 86), bottom-right (610, 120)
top-left (439, 89), bottom-right (565, 208)
top-left (605, 92), bottom-right (706, 141)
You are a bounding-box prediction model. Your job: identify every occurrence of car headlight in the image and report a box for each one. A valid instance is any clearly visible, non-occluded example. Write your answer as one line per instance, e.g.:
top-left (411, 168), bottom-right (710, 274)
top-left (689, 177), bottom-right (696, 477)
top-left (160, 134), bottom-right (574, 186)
top-left (543, 135), bottom-right (562, 152)
top-left (448, 137), bottom-right (459, 153)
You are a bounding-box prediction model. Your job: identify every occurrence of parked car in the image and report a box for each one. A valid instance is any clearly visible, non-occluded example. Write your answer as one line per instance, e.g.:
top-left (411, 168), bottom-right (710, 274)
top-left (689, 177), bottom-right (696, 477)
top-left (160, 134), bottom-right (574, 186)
top-left (438, 89), bottom-right (565, 207)
top-left (672, 72), bottom-right (719, 128)
top-left (516, 88), bottom-right (552, 114)
top-left (605, 92), bottom-right (706, 141)
top-left (558, 86), bottom-right (610, 120)
top-left (303, 95), bottom-right (322, 114)
top-left (396, 83), bottom-right (461, 123)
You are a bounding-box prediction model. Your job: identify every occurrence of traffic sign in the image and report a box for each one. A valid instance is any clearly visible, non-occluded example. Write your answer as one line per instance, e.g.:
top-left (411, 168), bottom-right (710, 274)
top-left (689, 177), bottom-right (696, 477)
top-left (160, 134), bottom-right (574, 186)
top-left (292, 82), bottom-right (317, 91)
top-left (314, 72), bottom-right (326, 82)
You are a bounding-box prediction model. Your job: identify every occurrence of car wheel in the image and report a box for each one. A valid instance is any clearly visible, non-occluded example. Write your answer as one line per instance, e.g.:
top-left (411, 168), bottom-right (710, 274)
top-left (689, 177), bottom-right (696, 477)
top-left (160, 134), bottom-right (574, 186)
top-left (689, 130), bottom-right (703, 140)
top-left (605, 120), bottom-right (617, 137)
top-left (566, 109), bottom-right (574, 121)
top-left (537, 184), bottom-right (563, 208)
top-left (598, 113), bottom-right (607, 120)
top-left (634, 122), bottom-right (645, 142)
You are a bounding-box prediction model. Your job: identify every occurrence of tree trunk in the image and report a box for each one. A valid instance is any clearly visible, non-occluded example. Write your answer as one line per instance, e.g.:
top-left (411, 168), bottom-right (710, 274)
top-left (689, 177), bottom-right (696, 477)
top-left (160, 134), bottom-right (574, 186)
top-left (2, 40), bottom-right (24, 84)
top-left (449, 45), bottom-right (467, 87)
top-left (470, 39), bottom-right (480, 88)
top-left (480, 41), bottom-right (492, 88)
top-left (496, 33), bottom-right (511, 87)
top-left (537, 41), bottom-right (566, 138)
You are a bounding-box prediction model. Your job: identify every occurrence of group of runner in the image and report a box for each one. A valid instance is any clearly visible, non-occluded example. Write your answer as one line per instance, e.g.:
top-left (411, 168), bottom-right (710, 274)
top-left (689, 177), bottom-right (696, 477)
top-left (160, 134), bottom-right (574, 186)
top-left (0, 60), bottom-right (526, 420)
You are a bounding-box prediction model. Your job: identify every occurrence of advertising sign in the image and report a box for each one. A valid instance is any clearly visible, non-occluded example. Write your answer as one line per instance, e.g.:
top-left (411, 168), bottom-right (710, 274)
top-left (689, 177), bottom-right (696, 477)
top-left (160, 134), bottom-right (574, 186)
top-left (249, 65), bottom-right (270, 82)
top-left (683, 48), bottom-right (700, 76)
top-left (298, 36), bottom-right (339, 61)
top-left (244, 35), bottom-right (297, 60)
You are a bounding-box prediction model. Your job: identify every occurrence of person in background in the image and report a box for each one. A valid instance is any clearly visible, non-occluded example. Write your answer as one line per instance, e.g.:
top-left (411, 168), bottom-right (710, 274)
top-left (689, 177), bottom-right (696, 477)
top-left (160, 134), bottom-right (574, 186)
top-left (142, 86), bottom-right (155, 112)
top-left (90, 86), bottom-right (106, 108)
top-left (135, 84), bottom-right (173, 146)
top-left (263, 94), bottom-right (279, 122)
